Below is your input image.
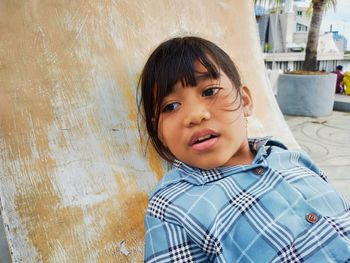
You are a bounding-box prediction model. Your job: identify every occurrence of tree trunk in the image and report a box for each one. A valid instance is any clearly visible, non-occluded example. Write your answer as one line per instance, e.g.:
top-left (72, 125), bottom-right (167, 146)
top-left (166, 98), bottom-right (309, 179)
top-left (302, 0), bottom-right (327, 71)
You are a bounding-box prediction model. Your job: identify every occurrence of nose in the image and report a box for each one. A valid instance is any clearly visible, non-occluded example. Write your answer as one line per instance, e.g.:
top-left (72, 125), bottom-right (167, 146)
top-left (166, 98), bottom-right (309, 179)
top-left (183, 102), bottom-right (211, 127)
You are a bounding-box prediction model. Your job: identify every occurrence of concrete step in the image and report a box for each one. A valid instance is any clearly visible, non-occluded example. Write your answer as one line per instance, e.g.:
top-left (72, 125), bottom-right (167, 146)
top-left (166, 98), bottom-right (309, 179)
top-left (334, 94), bottom-right (350, 112)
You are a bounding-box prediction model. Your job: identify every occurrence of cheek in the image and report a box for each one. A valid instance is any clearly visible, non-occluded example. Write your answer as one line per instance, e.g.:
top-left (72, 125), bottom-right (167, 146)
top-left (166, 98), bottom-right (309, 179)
top-left (214, 100), bottom-right (244, 123)
top-left (216, 91), bottom-right (242, 112)
top-left (157, 123), bottom-right (166, 146)
top-left (216, 110), bottom-right (246, 135)
top-left (157, 117), bottom-right (172, 147)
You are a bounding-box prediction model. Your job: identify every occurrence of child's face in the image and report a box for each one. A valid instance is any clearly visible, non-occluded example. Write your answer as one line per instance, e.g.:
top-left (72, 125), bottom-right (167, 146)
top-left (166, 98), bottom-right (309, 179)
top-left (157, 62), bottom-right (253, 169)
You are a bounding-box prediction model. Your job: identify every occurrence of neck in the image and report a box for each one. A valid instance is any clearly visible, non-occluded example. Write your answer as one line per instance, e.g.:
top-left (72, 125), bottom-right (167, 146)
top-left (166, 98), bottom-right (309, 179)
top-left (222, 140), bottom-right (255, 167)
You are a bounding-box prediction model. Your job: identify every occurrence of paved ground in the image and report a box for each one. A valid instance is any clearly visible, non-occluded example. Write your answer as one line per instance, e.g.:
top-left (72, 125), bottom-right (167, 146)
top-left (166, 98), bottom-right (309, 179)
top-left (285, 110), bottom-right (350, 201)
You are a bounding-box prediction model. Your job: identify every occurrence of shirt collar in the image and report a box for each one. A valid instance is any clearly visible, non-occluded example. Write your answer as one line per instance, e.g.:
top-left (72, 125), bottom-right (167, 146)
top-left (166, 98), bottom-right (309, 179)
top-left (173, 136), bottom-right (272, 184)
top-left (150, 137), bottom-right (284, 198)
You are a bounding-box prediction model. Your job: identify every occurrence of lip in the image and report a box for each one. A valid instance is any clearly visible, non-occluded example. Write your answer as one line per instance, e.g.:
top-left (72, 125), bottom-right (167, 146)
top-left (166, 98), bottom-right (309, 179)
top-left (189, 129), bottom-right (219, 151)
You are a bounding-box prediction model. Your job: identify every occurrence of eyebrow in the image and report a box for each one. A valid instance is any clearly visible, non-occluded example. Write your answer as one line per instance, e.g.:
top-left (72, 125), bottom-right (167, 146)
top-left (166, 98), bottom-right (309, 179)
top-left (194, 71), bottom-right (219, 83)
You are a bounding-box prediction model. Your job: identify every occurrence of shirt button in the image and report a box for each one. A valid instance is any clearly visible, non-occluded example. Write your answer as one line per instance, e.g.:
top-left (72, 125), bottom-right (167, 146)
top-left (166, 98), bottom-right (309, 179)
top-left (253, 167), bottom-right (265, 175)
top-left (305, 212), bottom-right (319, 224)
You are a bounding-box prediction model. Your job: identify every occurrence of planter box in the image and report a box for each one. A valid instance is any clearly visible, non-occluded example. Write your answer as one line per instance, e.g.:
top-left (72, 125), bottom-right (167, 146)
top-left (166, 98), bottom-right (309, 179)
top-left (276, 73), bottom-right (336, 117)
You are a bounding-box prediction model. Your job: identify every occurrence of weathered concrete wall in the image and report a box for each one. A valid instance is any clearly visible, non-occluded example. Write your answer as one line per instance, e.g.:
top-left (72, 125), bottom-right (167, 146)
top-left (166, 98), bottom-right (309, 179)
top-left (0, 1), bottom-right (297, 262)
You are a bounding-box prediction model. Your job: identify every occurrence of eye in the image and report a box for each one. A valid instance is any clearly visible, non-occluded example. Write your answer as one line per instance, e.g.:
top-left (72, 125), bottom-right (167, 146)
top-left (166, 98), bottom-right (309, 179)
top-left (202, 87), bottom-right (221, 97)
top-left (162, 102), bottom-right (180, 112)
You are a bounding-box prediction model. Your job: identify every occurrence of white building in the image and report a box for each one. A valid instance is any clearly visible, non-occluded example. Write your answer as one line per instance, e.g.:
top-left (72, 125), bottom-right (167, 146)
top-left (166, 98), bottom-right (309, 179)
top-left (256, 0), bottom-right (347, 53)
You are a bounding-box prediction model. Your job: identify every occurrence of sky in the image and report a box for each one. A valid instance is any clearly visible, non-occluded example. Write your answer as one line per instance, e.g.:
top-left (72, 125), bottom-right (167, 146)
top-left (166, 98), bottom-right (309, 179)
top-left (320, 0), bottom-right (350, 49)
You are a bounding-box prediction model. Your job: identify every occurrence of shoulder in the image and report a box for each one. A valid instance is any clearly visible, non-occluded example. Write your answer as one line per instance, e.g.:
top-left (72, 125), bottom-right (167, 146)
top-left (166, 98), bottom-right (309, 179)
top-left (263, 137), bottom-right (304, 160)
top-left (262, 138), bottom-right (327, 180)
top-left (146, 168), bottom-right (192, 221)
top-left (148, 168), bottom-right (186, 199)
top-left (258, 137), bottom-right (306, 165)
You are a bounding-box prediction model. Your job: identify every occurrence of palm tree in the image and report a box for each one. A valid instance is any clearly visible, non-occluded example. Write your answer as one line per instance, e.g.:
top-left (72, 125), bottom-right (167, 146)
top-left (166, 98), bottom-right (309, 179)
top-left (255, 0), bottom-right (337, 71)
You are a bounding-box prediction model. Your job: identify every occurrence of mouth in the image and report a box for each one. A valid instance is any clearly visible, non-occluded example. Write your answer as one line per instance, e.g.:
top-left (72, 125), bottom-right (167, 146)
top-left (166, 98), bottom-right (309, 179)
top-left (193, 134), bottom-right (218, 144)
top-left (189, 129), bottom-right (219, 151)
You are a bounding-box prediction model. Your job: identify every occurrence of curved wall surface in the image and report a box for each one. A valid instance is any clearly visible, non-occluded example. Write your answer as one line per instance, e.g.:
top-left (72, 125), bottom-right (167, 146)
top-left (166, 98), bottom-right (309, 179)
top-left (0, 1), bottom-right (297, 262)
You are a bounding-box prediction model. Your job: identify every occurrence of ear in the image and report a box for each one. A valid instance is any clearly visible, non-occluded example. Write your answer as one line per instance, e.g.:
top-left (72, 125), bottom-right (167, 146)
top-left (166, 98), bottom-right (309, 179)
top-left (241, 85), bottom-right (253, 117)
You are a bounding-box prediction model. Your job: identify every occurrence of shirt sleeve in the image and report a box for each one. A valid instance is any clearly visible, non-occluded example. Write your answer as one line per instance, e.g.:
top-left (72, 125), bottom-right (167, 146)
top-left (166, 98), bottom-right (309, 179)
top-left (297, 149), bottom-right (350, 212)
top-left (297, 150), bottom-right (328, 182)
top-left (144, 215), bottom-right (208, 263)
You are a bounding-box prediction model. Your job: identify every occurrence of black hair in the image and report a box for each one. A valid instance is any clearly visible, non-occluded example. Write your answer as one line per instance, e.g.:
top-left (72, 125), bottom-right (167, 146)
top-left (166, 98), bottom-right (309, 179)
top-left (137, 36), bottom-right (242, 162)
top-left (336, 65), bottom-right (343, 71)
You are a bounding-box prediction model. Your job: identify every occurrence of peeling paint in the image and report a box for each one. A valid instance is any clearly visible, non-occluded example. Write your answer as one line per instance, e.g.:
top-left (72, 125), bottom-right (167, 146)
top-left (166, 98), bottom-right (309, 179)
top-left (115, 240), bottom-right (130, 256)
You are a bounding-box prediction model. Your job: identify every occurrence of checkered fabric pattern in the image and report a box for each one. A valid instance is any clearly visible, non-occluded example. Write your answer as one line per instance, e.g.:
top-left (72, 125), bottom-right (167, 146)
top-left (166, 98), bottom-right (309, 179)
top-left (144, 137), bottom-right (350, 262)
top-left (319, 169), bottom-right (328, 182)
top-left (276, 245), bottom-right (302, 263)
top-left (201, 231), bottom-right (221, 255)
top-left (230, 191), bottom-right (258, 213)
top-left (200, 169), bottom-right (222, 182)
top-left (324, 213), bottom-right (350, 238)
top-left (148, 195), bottom-right (171, 220)
top-left (169, 243), bottom-right (194, 262)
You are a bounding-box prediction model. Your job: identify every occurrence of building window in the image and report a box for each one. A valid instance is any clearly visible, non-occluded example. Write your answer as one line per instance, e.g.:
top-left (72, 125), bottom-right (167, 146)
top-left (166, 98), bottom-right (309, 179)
top-left (297, 11), bottom-right (302, 17)
top-left (296, 23), bottom-right (308, 32)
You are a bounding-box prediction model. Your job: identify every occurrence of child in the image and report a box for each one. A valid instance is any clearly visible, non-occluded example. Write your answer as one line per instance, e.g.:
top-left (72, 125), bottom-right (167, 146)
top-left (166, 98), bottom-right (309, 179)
top-left (138, 36), bottom-right (350, 262)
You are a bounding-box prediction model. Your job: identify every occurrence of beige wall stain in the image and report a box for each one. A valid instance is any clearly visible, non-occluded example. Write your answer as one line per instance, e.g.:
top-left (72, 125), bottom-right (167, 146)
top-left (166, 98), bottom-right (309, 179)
top-left (15, 180), bottom-right (85, 262)
top-left (93, 175), bottom-right (148, 262)
top-left (147, 147), bottom-right (165, 181)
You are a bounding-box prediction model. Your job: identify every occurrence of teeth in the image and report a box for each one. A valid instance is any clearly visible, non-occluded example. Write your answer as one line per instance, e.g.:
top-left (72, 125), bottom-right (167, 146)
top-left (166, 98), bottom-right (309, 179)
top-left (196, 134), bottom-right (212, 143)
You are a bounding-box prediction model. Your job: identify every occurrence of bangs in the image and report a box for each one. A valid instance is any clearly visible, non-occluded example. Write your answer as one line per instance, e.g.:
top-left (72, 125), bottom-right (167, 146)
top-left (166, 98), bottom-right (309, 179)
top-left (154, 41), bottom-right (220, 104)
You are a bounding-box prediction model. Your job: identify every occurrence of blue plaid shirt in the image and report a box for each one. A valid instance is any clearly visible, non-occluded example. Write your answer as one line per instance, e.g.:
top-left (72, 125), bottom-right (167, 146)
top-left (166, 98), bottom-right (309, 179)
top-left (144, 137), bottom-right (350, 262)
